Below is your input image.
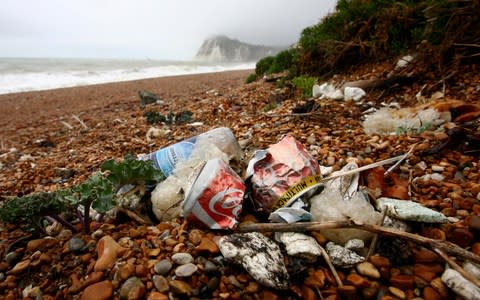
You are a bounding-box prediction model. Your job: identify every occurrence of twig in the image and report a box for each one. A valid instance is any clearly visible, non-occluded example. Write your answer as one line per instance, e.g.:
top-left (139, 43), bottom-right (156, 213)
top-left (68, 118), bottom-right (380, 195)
top-left (433, 247), bottom-right (480, 288)
top-left (453, 43), bottom-right (480, 48)
top-left (384, 144), bottom-right (416, 176)
top-left (72, 114), bottom-right (89, 130)
top-left (319, 244), bottom-right (343, 287)
top-left (366, 209), bottom-right (387, 259)
top-left (237, 220), bottom-right (480, 265)
top-left (117, 207), bottom-right (152, 225)
top-left (60, 120), bottom-right (74, 130)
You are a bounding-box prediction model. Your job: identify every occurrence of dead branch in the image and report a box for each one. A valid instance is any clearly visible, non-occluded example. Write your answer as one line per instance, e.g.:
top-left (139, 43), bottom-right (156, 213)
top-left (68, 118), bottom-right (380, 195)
top-left (237, 220), bottom-right (480, 265)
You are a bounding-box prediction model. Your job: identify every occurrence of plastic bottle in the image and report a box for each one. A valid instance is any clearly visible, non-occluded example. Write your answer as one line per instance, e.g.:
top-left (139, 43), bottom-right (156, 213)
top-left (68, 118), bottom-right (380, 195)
top-left (143, 127), bottom-right (242, 177)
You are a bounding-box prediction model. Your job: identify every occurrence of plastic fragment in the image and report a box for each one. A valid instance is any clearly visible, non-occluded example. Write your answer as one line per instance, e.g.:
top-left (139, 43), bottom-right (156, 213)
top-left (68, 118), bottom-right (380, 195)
top-left (216, 232), bottom-right (290, 289)
top-left (441, 268), bottom-right (480, 300)
top-left (375, 197), bottom-right (448, 223)
top-left (326, 241), bottom-right (365, 268)
top-left (344, 86), bottom-right (366, 101)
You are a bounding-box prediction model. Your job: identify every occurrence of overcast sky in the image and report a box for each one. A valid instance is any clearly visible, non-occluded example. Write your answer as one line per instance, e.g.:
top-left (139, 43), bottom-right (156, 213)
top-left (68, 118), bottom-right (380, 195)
top-left (0, 0), bottom-right (337, 60)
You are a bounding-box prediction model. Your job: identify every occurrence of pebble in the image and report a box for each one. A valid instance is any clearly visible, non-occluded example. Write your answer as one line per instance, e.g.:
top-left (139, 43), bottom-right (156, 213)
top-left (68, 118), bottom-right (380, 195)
top-left (171, 252), bottom-right (193, 265)
top-left (4, 252), bottom-right (19, 265)
top-left (119, 277), bottom-right (146, 300)
top-left (346, 273), bottom-right (370, 288)
top-left (80, 280), bottom-right (113, 300)
top-left (152, 275), bottom-right (169, 293)
top-left (117, 263), bottom-right (135, 281)
top-left (356, 261), bottom-right (381, 279)
top-left (196, 237), bottom-right (220, 254)
top-left (169, 280), bottom-right (192, 295)
top-left (390, 274), bottom-right (415, 290)
top-left (188, 229), bottom-right (204, 245)
top-left (175, 263), bottom-right (198, 277)
top-left (147, 291), bottom-right (168, 300)
top-left (388, 286), bottom-right (406, 299)
top-left (423, 286), bottom-right (442, 300)
top-left (154, 259), bottom-right (172, 275)
top-left (203, 260), bottom-right (218, 274)
top-left (7, 259), bottom-right (30, 275)
top-left (27, 238), bottom-right (58, 252)
top-left (94, 235), bottom-right (128, 271)
top-left (68, 236), bottom-right (86, 253)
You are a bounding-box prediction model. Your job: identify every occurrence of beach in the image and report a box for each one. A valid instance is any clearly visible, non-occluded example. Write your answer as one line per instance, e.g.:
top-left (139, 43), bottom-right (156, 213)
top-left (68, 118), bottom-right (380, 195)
top-left (1, 64), bottom-right (480, 299)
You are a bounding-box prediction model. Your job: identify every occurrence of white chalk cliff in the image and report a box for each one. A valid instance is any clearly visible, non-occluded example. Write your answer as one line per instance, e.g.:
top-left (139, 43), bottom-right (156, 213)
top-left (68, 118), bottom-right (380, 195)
top-left (195, 35), bottom-right (284, 62)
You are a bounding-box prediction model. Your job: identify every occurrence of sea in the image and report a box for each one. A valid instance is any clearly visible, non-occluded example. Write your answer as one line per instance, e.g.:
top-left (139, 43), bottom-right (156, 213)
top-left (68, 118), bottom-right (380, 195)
top-left (0, 57), bottom-right (255, 95)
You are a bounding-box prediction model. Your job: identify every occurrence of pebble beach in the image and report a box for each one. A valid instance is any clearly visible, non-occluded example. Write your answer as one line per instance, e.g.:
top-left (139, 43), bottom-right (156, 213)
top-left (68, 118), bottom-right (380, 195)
top-left (1, 65), bottom-right (480, 300)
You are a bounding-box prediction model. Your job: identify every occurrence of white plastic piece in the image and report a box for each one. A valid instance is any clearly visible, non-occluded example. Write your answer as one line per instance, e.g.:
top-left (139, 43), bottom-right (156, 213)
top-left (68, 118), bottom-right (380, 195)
top-left (344, 86), bottom-right (366, 101)
top-left (312, 83), bottom-right (344, 100)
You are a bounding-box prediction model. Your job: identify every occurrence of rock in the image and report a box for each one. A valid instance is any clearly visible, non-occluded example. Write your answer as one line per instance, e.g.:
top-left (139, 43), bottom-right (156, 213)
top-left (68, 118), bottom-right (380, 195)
top-left (325, 242), bottom-right (365, 268)
top-left (119, 277), bottom-right (146, 300)
top-left (22, 285), bottom-right (42, 298)
top-left (175, 263), bottom-right (198, 277)
top-left (388, 286), bottom-right (406, 299)
top-left (152, 275), bottom-right (169, 293)
top-left (135, 264), bottom-right (149, 277)
top-left (67, 236), bottom-right (86, 253)
top-left (216, 232), bottom-right (290, 289)
top-left (203, 260), bottom-right (218, 274)
top-left (4, 252), bottom-right (19, 265)
top-left (83, 271), bottom-right (104, 288)
top-left (80, 280), bottom-right (113, 300)
top-left (7, 259), bottom-right (30, 275)
top-left (171, 253), bottom-right (193, 265)
top-left (441, 269), bottom-right (480, 300)
top-left (139, 90), bottom-right (160, 107)
top-left (169, 280), bottom-right (192, 295)
top-left (449, 228), bottom-right (474, 247)
top-left (117, 263), bottom-right (135, 281)
top-left (414, 263), bottom-right (444, 282)
top-left (27, 238), bottom-right (58, 252)
top-left (304, 269), bottom-right (326, 289)
top-left (147, 291), bottom-right (168, 300)
top-left (423, 286), bottom-right (443, 300)
top-left (414, 247), bottom-right (440, 263)
top-left (154, 259), bottom-right (172, 275)
top-left (275, 232), bottom-right (322, 263)
top-left (346, 273), bottom-right (370, 288)
top-left (390, 274), bottom-right (415, 290)
top-left (188, 229), bottom-right (204, 245)
top-left (356, 261), bottom-right (381, 279)
top-left (196, 237), bottom-right (219, 254)
top-left (94, 235), bottom-right (128, 271)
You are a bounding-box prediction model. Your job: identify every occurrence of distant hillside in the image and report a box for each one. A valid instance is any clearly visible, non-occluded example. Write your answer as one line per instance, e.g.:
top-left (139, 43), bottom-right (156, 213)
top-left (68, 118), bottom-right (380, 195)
top-left (195, 35), bottom-right (285, 63)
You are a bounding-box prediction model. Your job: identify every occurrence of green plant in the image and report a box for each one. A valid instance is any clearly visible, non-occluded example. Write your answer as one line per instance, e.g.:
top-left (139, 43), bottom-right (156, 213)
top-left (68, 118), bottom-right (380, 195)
top-left (267, 48), bottom-right (299, 75)
top-left (245, 73), bottom-right (258, 83)
top-left (144, 111), bottom-right (166, 125)
top-left (0, 155), bottom-right (166, 234)
top-left (292, 76), bottom-right (317, 98)
top-left (256, 56), bottom-right (275, 75)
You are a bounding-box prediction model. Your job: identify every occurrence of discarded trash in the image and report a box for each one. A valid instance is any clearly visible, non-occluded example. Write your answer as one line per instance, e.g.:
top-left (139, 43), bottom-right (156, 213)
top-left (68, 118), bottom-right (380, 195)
top-left (312, 83), bottom-right (344, 100)
top-left (216, 232), bottom-right (290, 289)
top-left (326, 241), bottom-right (365, 268)
top-left (312, 83), bottom-right (366, 101)
top-left (183, 158), bottom-right (245, 229)
top-left (143, 127), bottom-right (242, 177)
top-left (246, 135), bottom-right (321, 213)
top-left (375, 197), bottom-right (449, 223)
top-left (395, 54), bottom-right (415, 70)
top-left (362, 106), bottom-right (447, 136)
top-left (275, 232), bottom-right (322, 263)
top-left (344, 86), bottom-right (366, 101)
top-left (310, 162), bottom-right (381, 244)
top-left (442, 268), bottom-right (480, 300)
top-left (151, 137), bottom-right (233, 223)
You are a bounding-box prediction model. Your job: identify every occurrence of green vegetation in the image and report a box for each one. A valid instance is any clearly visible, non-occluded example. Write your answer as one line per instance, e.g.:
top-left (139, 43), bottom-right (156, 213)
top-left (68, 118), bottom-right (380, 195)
top-left (250, 0), bottom-right (479, 82)
top-left (291, 76), bottom-right (317, 98)
top-left (0, 155), bottom-right (164, 234)
top-left (245, 73), bottom-right (258, 83)
top-left (262, 102), bottom-right (278, 112)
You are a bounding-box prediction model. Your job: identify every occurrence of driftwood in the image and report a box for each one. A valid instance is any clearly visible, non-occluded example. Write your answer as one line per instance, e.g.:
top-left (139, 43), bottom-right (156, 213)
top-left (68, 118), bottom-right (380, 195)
top-left (341, 75), bottom-right (416, 90)
top-left (238, 220), bottom-right (480, 266)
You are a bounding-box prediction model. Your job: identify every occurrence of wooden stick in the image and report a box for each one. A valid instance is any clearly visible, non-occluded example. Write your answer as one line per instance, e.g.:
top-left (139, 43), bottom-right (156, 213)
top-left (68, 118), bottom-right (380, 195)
top-left (72, 114), bottom-right (89, 130)
top-left (318, 244), bottom-right (343, 287)
top-left (237, 220), bottom-right (480, 265)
